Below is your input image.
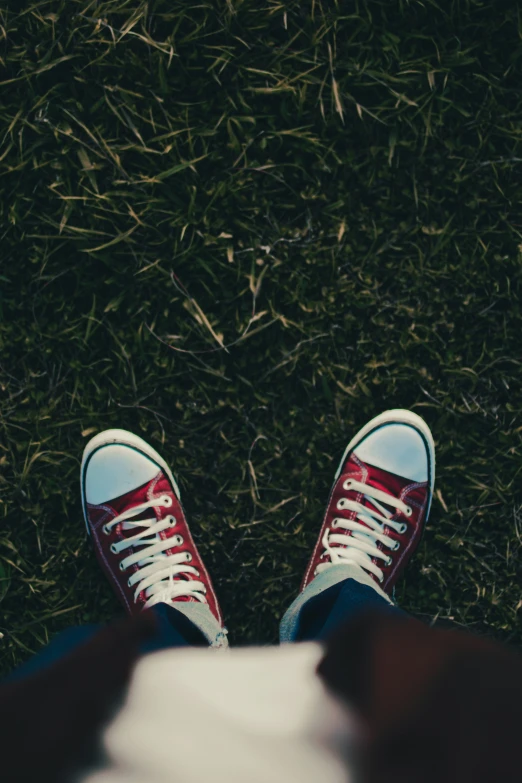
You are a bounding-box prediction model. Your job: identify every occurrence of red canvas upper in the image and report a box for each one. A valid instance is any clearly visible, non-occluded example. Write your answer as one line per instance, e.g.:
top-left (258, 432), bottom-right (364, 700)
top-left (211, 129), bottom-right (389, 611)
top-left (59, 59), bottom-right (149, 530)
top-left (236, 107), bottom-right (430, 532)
top-left (85, 469), bottom-right (224, 626)
top-left (301, 452), bottom-right (430, 595)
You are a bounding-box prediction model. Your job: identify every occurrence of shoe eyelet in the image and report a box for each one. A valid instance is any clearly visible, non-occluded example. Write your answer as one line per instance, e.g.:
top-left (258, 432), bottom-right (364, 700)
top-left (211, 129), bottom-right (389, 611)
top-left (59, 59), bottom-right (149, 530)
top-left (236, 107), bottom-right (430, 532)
top-left (405, 506), bottom-right (413, 517)
top-left (177, 535), bottom-right (184, 546)
top-left (337, 499), bottom-right (346, 510)
top-left (110, 543), bottom-right (118, 554)
top-left (162, 495), bottom-right (173, 508)
top-left (331, 520), bottom-right (338, 529)
top-left (398, 523), bottom-right (408, 534)
top-left (102, 525), bottom-right (111, 536)
top-left (391, 541), bottom-right (400, 551)
top-left (119, 561), bottom-right (126, 572)
top-left (127, 578), bottom-right (132, 587)
top-left (386, 556), bottom-right (392, 566)
top-left (343, 479), bottom-right (354, 490)
top-left (169, 516), bottom-right (176, 526)
top-left (186, 552), bottom-right (192, 561)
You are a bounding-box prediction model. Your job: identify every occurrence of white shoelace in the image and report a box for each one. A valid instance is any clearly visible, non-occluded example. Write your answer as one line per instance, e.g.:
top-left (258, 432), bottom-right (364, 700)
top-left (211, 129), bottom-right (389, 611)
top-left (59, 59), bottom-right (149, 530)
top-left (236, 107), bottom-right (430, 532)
top-left (102, 494), bottom-right (208, 610)
top-left (316, 477), bottom-right (413, 583)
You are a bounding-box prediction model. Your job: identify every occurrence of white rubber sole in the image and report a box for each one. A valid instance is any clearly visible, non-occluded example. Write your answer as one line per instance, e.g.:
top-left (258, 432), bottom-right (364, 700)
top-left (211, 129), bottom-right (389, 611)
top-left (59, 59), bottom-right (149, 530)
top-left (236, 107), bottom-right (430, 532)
top-left (333, 409), bottom-right (436, 518)
top-left (80, 428), bottom-right (182, 537)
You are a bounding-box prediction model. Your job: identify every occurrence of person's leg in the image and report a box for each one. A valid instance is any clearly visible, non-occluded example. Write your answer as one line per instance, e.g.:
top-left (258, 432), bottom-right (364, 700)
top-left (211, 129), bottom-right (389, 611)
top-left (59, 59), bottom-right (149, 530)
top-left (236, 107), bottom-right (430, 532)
top-left (2, 426), bottom-right (231, 685)
top-left (280, 562), bottom-right (408, 644)
top-left (79, 429), bottom-right (228, 652)
top-left (294, 572), bottom-right (408, 642)
top-left (279, 409), bottom-right (435, 645)
top-left (2, 602), bottom-right (207, 685)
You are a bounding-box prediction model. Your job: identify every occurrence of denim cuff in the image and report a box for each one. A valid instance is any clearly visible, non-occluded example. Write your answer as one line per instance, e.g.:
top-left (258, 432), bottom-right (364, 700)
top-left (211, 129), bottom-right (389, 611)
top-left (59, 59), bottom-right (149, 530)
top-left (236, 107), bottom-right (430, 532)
top-left (169, 601), bottom-right (229, 650)
top-left (279, 563), bottom-right (394, 644)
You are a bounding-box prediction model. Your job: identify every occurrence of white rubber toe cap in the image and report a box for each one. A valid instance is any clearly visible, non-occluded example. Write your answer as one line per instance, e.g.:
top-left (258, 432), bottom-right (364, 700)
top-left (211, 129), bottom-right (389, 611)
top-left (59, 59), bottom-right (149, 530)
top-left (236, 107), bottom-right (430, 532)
top-left (353, 423), bottom-right (429, 483)
top-left (84, 444), bottom-right (160, 505)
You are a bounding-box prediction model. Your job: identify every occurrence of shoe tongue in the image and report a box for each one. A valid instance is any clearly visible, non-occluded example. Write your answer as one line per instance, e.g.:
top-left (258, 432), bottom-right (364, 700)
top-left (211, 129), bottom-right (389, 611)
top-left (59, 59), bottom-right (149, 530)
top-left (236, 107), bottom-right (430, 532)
top-left (109, 473), bottom-right (197, 602)
top-left (107, 473), bottom-right (174, 540)
top-left (346, 457), bottom-right (412, 516)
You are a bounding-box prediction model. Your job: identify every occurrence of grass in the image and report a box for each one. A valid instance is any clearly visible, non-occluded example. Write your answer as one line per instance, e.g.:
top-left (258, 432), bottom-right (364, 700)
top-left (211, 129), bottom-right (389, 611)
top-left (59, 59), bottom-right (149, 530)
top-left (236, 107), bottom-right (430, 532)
top-left (1, 0), bottom-right (522, 676)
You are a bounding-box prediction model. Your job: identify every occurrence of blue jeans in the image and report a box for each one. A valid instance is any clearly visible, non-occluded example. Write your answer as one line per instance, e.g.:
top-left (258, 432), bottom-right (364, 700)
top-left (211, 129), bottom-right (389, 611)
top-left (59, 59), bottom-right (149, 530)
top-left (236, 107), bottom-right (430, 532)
top-left (2, 578), bottom-right (406, 684)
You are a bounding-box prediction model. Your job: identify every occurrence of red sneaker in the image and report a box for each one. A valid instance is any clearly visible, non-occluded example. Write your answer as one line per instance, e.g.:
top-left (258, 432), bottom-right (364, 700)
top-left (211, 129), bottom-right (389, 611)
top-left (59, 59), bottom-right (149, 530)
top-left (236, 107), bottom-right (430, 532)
top-left (80, 429), bottom-right (225, 631)
top-left (300, 409), bottom-right (436, 596)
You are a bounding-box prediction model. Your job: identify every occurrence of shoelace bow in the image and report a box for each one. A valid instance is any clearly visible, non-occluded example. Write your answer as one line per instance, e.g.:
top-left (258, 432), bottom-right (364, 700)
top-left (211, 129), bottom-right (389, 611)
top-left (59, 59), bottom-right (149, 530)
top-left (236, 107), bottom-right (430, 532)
top-left (103, 494), bottom-right (207, 610)
top-left (317, 477), bottom-right (413, 584)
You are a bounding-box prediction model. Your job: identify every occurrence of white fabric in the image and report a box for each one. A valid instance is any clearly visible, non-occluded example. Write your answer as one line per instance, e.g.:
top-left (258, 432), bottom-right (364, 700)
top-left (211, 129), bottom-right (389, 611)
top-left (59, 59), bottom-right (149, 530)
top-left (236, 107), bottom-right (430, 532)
top-left (353, 423), bottom-right (428, 482)
top-left (80, 642), bottom-right (359, 783)
top-left (85, 445), bottom-right (160, 505)
top-left (317, 478), bottom-right (410, 584)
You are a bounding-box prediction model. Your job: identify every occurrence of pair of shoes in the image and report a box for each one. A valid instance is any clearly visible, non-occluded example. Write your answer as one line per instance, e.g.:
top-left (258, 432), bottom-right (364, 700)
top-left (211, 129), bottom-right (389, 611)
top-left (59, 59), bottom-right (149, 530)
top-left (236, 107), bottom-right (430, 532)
top-left (80, 409), bottom-right (435, 630)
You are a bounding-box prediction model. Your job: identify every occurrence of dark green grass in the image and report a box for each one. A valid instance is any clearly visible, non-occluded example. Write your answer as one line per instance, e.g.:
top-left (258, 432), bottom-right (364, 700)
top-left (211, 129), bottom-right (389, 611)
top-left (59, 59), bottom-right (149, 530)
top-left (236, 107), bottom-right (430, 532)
top-left (1, 0), bottom-right (522, 676)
